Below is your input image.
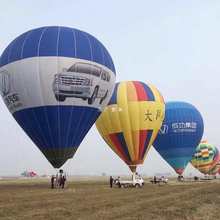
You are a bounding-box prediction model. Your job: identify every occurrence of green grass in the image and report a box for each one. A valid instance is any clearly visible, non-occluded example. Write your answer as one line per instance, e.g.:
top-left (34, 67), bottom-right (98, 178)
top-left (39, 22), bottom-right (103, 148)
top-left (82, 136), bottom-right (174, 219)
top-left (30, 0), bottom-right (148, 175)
top-left (0, 178), bottom-right (220, 220)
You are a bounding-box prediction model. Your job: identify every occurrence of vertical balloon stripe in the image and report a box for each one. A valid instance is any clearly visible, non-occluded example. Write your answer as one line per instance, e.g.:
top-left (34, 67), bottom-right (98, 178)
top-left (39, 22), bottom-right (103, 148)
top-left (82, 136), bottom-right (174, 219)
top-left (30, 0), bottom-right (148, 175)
top-left (39, 30), bottom-right (60, 156)
top-left (117, 82), bottom-right (135, 160)
top-left (126, 82), bottom-right (140, 159)
top-left (109, 133), bottom-right (131, 162)
top-left (57, 27), bottom-right (76, 57)
top-left (39, 27), bottom-right (58, 56)
top-left (98, 108), bottom-right (114, 135)
top-left (10, 33), bottom-right (27, 61)
top-left (140, 82), bottom-right (155, 101)
top-left (132, 81), bottom-right (148, 101)
top-left (109, 107), bottom-right (122, 133)
top-left (141, 130), bottom-right (153, 159)
top-left (139, 130), bottom-right (147, 160)
top-left (116, 132), bottom-right (132, 162)
top-left (89, 35), bottom-right (104, 65)
top-left (132, 131), bottom-right (140, 161)
top-left (23, 28), bottom-right (45, 58)
top-left (126, 81), bottom-right (138, 102)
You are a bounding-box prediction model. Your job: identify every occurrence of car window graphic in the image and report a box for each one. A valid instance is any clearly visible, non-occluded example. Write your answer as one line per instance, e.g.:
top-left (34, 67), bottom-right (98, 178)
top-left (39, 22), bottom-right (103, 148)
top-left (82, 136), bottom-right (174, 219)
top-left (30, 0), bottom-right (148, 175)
top-left (68, 63), bottom-right (101, 77)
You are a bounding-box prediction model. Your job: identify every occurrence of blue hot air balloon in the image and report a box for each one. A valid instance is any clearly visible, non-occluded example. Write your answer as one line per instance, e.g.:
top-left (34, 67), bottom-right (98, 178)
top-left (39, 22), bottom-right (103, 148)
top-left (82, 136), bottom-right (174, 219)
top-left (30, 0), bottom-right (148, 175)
top-left (153, 101), bottom-right (204, 175)
top-left (0, 26), bottom-right (116, 168)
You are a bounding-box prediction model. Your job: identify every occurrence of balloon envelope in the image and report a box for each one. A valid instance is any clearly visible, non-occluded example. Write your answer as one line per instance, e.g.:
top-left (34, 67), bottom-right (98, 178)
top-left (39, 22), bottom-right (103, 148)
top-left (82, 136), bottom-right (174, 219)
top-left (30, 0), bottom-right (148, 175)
top-left (96, 81), bottom-right (165, 172)
top-left (191, 141), bottom-right (220, 174)
top-left (208, 161), bottom-right (220, 175)
top-left (153, 102), bottom-right (204, 175)
top-left (0, 26), bottom-right (116, 168)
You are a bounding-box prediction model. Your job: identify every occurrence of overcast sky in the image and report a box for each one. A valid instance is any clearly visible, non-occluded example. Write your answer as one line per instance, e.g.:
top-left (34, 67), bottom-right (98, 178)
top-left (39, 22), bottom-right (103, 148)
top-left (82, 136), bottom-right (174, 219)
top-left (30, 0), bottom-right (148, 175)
top-left (0, 0), bottom-right (219, 176)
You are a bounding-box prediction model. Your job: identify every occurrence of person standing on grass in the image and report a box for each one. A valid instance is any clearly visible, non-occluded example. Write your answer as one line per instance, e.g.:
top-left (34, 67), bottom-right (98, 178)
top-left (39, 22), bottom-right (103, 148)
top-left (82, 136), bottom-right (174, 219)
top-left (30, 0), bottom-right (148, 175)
top-left (51, 175), bottom-right (55, 189)
top-left (154, 176), bottom-right (157, 184)
top-left (110, 176), bottom-right (113, 188)
top-left (61, 175), bottom-right (66, 189)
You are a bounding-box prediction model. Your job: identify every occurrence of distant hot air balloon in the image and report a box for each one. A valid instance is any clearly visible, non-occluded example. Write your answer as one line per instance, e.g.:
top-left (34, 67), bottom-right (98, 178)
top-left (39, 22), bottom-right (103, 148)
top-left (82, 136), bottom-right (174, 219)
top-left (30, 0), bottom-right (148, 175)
top-left (96, 81), bottom-right (165, 173)
top-left (153, 102), bottom-right (204, 176)
top-left (0, 26), bottom-right (116, 168)
top-left (191, 141), bottom-right (220, 175)
top-left (208, 161), bottom-right (220, 175)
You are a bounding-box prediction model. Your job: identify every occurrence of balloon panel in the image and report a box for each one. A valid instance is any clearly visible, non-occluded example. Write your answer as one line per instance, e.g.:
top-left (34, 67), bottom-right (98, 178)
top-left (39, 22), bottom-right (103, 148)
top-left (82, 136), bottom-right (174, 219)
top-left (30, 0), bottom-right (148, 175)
top-left (96, 81), bottom-right (165, 170)
top-left (0, 26), bottom-right (116, 168)
top-left (154, 102), bottom-right (204, 175)
top-left (208, 161), bottom-right (220, 175)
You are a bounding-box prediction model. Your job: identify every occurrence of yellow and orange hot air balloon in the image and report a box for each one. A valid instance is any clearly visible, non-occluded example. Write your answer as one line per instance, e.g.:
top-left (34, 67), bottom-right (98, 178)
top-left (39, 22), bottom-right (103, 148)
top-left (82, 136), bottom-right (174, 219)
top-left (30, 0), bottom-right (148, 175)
top-left (96, 81), bottom-right (165, 173)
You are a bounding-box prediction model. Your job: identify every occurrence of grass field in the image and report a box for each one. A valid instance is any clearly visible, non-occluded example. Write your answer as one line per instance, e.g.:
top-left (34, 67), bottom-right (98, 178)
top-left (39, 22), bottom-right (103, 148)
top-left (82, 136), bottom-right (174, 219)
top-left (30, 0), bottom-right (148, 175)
top-left (0, 177), bottom-right (220, 220)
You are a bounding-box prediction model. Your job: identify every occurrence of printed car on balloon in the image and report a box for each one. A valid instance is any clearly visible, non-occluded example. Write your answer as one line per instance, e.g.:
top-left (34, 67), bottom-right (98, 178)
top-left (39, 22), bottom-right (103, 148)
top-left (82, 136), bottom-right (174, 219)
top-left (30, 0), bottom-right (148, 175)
top-left (52, 62), bottom-right (110, 105)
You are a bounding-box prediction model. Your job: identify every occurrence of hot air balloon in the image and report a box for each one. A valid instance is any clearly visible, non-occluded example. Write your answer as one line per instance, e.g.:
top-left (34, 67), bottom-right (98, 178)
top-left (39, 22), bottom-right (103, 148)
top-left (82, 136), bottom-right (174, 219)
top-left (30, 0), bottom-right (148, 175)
top-left (153, 102), bottom-right (204, 176)
top-left (208, 161), bottom-right (220, 175)
top-left (0, 26), bottom-right (116, 168)
top-left (191, 141), bottom-right (220, 175)
top-left (96, 81), bottom-right (165, 174)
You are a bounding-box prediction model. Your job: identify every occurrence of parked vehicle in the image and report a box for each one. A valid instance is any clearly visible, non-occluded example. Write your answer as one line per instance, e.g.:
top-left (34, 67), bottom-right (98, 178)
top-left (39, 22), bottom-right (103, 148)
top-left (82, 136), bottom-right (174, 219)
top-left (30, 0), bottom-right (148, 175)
top-left (150, 176), bottom-right (168, 184)
top-left (115, 176), bottom-right (144, 188)
top-left (52, 62), bottom-right (110, 104)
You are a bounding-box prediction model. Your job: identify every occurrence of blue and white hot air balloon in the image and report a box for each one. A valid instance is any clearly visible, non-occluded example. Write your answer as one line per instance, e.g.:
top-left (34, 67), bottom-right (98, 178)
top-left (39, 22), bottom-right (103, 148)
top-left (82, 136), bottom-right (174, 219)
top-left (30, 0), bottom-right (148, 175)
top-left (153, 101), bottom-right (204, 175)
top-left (0, 26), bottom-right (116, 168)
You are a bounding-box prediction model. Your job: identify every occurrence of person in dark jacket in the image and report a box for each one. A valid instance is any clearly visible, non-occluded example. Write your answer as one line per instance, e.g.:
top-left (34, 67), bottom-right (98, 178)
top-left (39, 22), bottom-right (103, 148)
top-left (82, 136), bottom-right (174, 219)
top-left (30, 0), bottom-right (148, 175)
top-left (51, 175), bottom-right (55, 189)
top-left (153, 176), bottom-right (157, 184)
top-left (110, 176), bottom-right (114, 188)
top-left (61, 175), bottom-right (66, 189)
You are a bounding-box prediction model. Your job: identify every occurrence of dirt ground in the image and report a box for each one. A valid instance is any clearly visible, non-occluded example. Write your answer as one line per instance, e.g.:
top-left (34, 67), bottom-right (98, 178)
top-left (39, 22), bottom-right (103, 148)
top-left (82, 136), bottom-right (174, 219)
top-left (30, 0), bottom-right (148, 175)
top-left (0, 178), bottom-right (220, 220)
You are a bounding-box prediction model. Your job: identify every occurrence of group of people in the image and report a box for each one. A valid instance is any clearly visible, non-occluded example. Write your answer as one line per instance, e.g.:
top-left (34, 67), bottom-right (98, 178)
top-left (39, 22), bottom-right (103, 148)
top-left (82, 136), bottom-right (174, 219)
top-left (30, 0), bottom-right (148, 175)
top-left (177, 175), bottom-right (184, 181)
top-left (51, 169), bottom-right (67, 189)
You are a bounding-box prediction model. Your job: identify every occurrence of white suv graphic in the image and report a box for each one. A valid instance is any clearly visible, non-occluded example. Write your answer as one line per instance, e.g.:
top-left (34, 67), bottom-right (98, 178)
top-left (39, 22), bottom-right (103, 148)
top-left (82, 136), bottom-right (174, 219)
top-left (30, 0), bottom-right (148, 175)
top-left (0, 70), bottom-right (11, 96)
top-left (52, 62), bottom-right (110, 104)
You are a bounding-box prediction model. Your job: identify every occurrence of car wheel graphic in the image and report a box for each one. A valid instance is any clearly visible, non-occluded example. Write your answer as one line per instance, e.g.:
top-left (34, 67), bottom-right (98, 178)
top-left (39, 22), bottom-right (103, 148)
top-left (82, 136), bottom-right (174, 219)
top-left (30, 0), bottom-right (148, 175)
top-left (88, 86), bottom-right (98, 105)
top-left (55, 94), bottom-right (66, 102)
top-left (99, 90), bottom-right (108, 104)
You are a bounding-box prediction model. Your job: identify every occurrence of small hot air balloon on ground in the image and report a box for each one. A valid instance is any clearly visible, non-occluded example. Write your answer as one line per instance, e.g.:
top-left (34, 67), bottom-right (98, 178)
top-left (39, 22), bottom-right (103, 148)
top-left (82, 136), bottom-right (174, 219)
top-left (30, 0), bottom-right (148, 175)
top-left (96, 81), bottom-right (165, 176)
top-left (153, 102), bottom-right (204, 176)
top-left (208, 161), bottom-right (220, 175)
top-left (191, 141), bottom-right (220, 175)
top-left (0, 26), bottom-right (116, 168)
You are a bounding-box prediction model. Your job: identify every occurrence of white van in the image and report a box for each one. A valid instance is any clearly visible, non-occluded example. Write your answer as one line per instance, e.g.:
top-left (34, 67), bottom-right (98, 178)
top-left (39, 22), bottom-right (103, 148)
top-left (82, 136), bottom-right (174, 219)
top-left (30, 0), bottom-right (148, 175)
top-left (52, 62), bottom-right (110, 104)
top-left (116, 176), bottom-right (145, 188)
